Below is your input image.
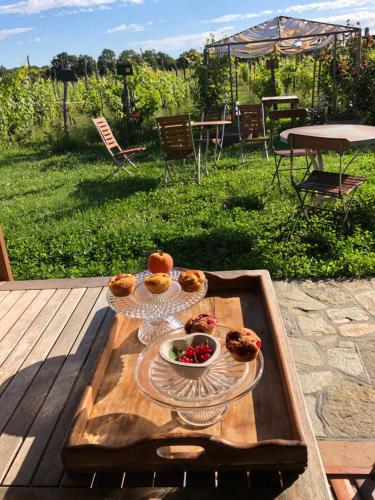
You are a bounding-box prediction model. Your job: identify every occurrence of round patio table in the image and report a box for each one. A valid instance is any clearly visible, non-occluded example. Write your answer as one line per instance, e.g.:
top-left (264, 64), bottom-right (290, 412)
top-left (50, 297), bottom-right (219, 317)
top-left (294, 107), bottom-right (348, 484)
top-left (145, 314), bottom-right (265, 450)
top-left (280, 124), bottom-right (375, 171)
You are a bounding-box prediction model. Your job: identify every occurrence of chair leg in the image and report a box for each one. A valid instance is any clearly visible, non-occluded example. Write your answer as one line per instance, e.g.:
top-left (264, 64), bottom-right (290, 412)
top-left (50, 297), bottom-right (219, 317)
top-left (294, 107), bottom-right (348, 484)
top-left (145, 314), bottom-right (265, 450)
top-left (264, 141), bottom-right (270, 162)
top-left (271, 156), bottom-right (282, 189)
top-left (240, 142), bottom-right (245, 164)
top-left (164, 161), bottom-right (169, 185)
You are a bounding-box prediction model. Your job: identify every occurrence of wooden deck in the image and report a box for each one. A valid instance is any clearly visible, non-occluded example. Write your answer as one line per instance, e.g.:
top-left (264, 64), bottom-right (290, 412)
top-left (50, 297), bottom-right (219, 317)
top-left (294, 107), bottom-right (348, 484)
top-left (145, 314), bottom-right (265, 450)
top-left (0, 275), bottom-right (372, 499)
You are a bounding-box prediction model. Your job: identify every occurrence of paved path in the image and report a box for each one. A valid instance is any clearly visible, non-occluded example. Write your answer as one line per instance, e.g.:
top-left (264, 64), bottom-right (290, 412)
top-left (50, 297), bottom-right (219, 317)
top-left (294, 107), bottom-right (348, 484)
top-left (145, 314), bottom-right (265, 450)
top-left (274, 278), bottom-right (375, 439)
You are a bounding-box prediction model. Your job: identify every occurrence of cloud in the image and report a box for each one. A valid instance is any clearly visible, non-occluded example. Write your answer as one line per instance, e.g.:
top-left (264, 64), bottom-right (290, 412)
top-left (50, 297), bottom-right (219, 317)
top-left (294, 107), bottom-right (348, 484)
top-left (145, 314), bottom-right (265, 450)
top-left (203, 10), bottom-right (272, 24)
top-left (107, 22), bottom-right (144, 33)
top-left (55, 4), bottom-right (111, 15)
top-left (0, 27), bottom-right (33, 39)
top-left (0, 0), bottom-right (141, 15)
top-left (315, 9), bottom-right (375, 25)
top-left (285, 0), bottom-right (371, 14)
top-left (130, 26), bottom-right (234, 52)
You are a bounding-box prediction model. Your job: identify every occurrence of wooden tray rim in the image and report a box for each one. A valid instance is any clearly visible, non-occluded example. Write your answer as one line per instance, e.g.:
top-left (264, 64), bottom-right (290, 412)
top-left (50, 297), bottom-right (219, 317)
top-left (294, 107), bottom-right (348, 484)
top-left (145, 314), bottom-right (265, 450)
top-left (62, 270), bottom-right (307, 460)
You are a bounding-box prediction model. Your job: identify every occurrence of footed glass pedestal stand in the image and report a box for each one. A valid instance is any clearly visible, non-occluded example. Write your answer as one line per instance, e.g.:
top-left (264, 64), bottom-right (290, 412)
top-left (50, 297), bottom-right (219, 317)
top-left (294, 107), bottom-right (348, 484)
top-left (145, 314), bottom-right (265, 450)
top-left (107, 269), bottom-right (207, 345)
top-left (135, 326), bottom-right (264, 427)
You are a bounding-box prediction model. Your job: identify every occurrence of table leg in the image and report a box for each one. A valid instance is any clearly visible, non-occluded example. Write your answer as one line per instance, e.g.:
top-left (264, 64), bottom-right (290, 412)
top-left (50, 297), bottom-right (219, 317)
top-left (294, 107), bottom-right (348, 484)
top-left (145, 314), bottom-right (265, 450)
top-left (213, 125), bottom-right (219, 166)
top-left (308, 149), bottom-right (324, 206)
top-left (205, 128), bottom-right (210, 175)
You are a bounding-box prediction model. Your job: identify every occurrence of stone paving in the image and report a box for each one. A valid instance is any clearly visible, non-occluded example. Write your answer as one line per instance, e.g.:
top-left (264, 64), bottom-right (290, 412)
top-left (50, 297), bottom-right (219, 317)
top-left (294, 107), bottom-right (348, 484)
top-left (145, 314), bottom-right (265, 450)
top-left (274, 278), bottom-right (375, 439)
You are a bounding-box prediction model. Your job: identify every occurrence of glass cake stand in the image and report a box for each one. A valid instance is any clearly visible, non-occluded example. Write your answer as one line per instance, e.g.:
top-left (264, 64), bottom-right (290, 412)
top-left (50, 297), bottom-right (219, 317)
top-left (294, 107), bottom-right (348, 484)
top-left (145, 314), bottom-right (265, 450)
top-left (135, 326), bottom-right (264, 427)
top-left (107, 269), bottom-right (208, 345)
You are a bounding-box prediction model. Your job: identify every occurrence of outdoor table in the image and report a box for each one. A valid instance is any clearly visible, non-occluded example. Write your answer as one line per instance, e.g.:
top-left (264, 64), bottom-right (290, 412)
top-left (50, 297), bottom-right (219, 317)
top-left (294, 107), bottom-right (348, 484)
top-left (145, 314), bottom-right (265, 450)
top-left (262, 96), bottom-right (300, 137)
top-left (191, 120), bottom-right (232, 173)
top-left (0, 271), bottom-right (331, 498)
top-left (280, 124), bottom-right (375, 171)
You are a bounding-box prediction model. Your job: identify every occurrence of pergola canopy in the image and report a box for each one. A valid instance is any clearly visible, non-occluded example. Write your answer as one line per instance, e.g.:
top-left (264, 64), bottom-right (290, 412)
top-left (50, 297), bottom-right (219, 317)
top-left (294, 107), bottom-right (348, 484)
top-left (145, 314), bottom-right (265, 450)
top-left (206, 16), bottom-right (359, 59)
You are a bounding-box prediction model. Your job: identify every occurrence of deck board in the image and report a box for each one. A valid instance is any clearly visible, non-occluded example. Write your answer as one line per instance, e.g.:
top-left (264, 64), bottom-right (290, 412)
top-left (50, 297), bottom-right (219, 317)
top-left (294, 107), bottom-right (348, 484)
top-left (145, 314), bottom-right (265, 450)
top-left (2, 288), bottom-right (106, 486)
top-left (0, 290), bottom-right (40, 343)
top-left (0, 289), bottom-right (70, 390)
top-left (0, 289), bottom-right (55, 366)
top-left (0, 273), bottom-right (335, 499)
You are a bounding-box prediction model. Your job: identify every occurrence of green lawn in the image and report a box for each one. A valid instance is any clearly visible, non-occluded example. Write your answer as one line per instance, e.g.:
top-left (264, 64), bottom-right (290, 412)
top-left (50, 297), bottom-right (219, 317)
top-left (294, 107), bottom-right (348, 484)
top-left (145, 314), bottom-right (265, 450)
top-left (0, 141), bottom-right (374, 280)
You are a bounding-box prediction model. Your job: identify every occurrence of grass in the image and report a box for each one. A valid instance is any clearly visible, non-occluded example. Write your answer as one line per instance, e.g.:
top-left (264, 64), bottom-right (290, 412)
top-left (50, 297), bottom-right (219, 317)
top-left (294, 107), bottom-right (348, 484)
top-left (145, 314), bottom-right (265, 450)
top-left (0, 140), bottom-right (374, 280)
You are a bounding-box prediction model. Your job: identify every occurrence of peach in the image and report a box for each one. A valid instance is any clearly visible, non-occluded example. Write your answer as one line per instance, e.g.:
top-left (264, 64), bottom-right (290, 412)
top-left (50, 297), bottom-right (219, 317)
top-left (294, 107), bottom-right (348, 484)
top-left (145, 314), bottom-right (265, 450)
top-left (147, 251), bottom-right (173, 274)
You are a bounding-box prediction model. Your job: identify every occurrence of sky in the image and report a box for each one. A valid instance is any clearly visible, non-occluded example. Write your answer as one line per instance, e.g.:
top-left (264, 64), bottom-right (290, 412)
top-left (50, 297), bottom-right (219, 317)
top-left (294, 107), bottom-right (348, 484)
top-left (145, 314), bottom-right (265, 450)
top-left (1, 0), bottom-right (375, 68)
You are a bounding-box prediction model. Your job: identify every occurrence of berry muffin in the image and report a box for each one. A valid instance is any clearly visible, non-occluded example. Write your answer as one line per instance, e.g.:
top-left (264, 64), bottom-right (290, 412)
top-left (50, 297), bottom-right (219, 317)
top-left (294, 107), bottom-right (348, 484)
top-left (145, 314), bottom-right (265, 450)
top-left (108, 274), bottom-right (136, 297)
top-left (178, 270), bottom-right (206, 292)
top-left (185, 313), bottom-right (217, 335)
top-left (225, 327), bottom-right (261, 362)
top-left (144, 273), bottom-right (172, 294)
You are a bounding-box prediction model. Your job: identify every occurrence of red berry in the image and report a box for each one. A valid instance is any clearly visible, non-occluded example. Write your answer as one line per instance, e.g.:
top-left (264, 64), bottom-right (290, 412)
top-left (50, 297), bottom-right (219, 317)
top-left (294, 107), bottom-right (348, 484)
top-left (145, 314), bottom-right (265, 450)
top-left (256, 340), bottom-right (261, 348)
top-left (186, 347), bottom-right (194, 357)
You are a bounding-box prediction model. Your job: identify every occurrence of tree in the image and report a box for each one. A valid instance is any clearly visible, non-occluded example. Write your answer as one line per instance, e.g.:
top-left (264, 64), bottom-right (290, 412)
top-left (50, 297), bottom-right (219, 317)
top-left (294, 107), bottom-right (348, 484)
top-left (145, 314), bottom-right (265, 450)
top-left (156, 51), bottom-right (175, 70)
top-left (75, 55), bottom-right (96, 77)
top-left (0, 65), bottom-right (7, 77)
top-left (176, 49), bottom-right (201, 69)
top-left (50, 52), bottom-right (78, 71)
top-left (142, 49), bottom-right (158, 69)
top-left (97, 49), bottom-right (116, 75)
top-left (118, 49), bottom-right (142, 65)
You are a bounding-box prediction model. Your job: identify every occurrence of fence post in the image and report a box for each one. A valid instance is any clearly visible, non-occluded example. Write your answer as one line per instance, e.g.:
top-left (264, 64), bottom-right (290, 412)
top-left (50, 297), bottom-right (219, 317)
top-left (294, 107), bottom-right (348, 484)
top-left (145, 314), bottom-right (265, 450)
top-left (0, 229), bottom-right (13, 281)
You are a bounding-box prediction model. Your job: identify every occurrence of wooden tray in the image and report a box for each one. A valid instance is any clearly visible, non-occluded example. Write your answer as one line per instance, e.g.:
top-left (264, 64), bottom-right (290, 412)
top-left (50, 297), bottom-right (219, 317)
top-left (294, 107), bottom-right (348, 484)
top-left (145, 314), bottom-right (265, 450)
top-left (62, 270), bottom-right (307, 473)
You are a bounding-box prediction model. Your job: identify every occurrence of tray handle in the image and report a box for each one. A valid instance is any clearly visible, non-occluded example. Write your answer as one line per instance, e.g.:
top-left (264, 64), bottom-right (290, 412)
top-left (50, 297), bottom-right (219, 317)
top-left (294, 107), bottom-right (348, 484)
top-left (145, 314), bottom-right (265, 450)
top-left (156, 445), bottom-right (205, 460)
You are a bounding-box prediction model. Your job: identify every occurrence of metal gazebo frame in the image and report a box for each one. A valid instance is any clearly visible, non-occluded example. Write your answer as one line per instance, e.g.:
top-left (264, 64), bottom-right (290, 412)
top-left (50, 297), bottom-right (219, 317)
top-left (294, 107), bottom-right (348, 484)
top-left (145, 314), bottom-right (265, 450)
top-left (204, 16), bottom-right (362, 116)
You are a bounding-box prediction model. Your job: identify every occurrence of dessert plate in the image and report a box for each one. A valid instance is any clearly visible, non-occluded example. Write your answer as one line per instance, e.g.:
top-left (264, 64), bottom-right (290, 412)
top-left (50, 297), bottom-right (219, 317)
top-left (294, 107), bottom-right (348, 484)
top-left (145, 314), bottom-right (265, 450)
top-left (107, 269), bottom-right (208, 345)
top-left (135, 325), bottom-right (264, 427)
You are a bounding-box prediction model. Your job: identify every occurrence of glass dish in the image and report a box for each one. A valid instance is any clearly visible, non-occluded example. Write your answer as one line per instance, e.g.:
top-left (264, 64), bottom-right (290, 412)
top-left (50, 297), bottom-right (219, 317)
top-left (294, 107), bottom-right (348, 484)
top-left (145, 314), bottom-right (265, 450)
top-left (135, 325), bottom-right (264, 427)
top-left (107, 269), bottom-right (208, 345)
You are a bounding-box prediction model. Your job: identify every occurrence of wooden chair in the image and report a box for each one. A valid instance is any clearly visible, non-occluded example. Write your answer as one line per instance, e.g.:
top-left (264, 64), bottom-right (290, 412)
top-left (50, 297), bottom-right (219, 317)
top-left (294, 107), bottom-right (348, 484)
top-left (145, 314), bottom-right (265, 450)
top-left (269, 108), bottom-right (311, 189)
top-left (237, 104), bottom-right (270, 163)
top-left (156, 115), bottom-right (201, 184)
top-left (288, 133), bottom-right (367, 232)
top-left (92, 117), bottom-right (146, 177)
top-left (201, 104), bottom-right (227, 163)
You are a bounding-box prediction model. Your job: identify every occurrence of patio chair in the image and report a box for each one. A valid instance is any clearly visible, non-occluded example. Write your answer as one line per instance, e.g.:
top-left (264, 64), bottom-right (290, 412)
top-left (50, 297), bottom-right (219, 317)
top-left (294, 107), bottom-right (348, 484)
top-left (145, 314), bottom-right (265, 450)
top-left (269, 108), bottom-right (311, 189)
top-left (92, 117), bottom-right (146, 177)
top-left (288, 133), bottom-right (367, 232)
top-left (156, 115), bottom-right (201, 185)
top-left (201, 104), bottom-right (227, 162)
top-left (237, 104), bottom-right (270, 163)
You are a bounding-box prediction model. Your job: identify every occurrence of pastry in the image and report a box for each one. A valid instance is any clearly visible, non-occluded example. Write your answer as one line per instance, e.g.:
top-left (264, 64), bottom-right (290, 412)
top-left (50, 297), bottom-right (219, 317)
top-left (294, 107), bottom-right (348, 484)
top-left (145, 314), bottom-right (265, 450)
top-left (108, 274), bottom-right (136, 297)
top-left (144, 273), bottom-right (172, 294)
top-left (178, 270), bottom-right (206, 292)
top-left (225, 327), bottom-right (261, 362)
top-left (185, 313), bottom-right (217, 335)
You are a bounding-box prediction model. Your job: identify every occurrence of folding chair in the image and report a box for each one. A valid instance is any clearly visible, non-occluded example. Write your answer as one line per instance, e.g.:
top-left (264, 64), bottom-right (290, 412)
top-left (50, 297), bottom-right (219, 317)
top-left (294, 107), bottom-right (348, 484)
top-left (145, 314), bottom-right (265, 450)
top-left (268, 108), bottom-right (312, 189)
top-left (237, 104), bottom-right (270, 163)
top-left (92, 117), bottom-right (146, 177)
top-left (156, 115), bottom-right (201, 185)
top-left (201, 104), bottom-right (227, 163)
top-left (289, 133), bottom-right (367, 232)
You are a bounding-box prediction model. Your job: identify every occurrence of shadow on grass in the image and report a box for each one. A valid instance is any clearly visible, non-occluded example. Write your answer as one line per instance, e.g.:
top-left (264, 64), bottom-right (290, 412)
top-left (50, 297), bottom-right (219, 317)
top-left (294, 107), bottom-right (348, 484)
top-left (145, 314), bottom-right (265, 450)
top-left (71, 175), bottom-right (159, 207)
top-left (223, 194), bottom-right (265, 211)
top-left (161, 229), bottom-right (262, 271)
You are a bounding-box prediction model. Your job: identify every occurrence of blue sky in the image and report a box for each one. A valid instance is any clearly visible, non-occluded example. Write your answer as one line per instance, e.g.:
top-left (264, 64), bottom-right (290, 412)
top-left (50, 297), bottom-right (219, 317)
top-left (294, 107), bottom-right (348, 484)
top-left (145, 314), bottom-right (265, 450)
top-left (1, 0), bottom-right (375, 68)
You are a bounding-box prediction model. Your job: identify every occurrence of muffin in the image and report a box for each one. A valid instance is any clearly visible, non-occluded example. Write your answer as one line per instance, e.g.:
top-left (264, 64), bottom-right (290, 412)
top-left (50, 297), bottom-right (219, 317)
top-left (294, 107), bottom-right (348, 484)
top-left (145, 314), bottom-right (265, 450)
top-left (185, 313), bottom-right (217, 335)
top-left (178, 270), bottom-right (206, 292)
top-left (108, 274), bottom-right (136, 297)
top-left (225, 327), bottom-right (261, 362)
top-left (144, 273), bottom-right (172, 294)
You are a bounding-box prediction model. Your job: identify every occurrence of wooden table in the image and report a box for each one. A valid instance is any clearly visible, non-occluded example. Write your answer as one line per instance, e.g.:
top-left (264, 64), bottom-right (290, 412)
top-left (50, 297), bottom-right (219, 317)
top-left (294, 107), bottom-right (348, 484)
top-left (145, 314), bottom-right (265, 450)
top-left (0, 273), bottom-right (331, 498)
top-left (192, 120), bottom-right (232, 173)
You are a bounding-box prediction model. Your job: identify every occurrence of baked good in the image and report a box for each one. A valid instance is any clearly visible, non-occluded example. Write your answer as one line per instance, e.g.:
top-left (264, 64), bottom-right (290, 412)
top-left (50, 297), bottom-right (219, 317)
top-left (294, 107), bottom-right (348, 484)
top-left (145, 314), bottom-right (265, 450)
top-left (178, 270), bottom-right (206, 292)
top-left (144, 273), bottom-right (172, 294)
top-left (225, 327), bottom-right (261, 362)
top-left (185, 313), bottom-right (217, 335)
top-left (108, 274), bottom-right (136, 297)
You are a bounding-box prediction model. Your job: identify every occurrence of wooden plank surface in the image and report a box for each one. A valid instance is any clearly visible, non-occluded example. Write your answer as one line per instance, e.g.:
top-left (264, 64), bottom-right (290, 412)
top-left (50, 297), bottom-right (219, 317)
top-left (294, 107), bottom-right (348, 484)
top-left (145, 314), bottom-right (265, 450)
top-left (0, 277), bottom-right (109, 291)
top-left (0, 271), bottom-right (332, 499)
